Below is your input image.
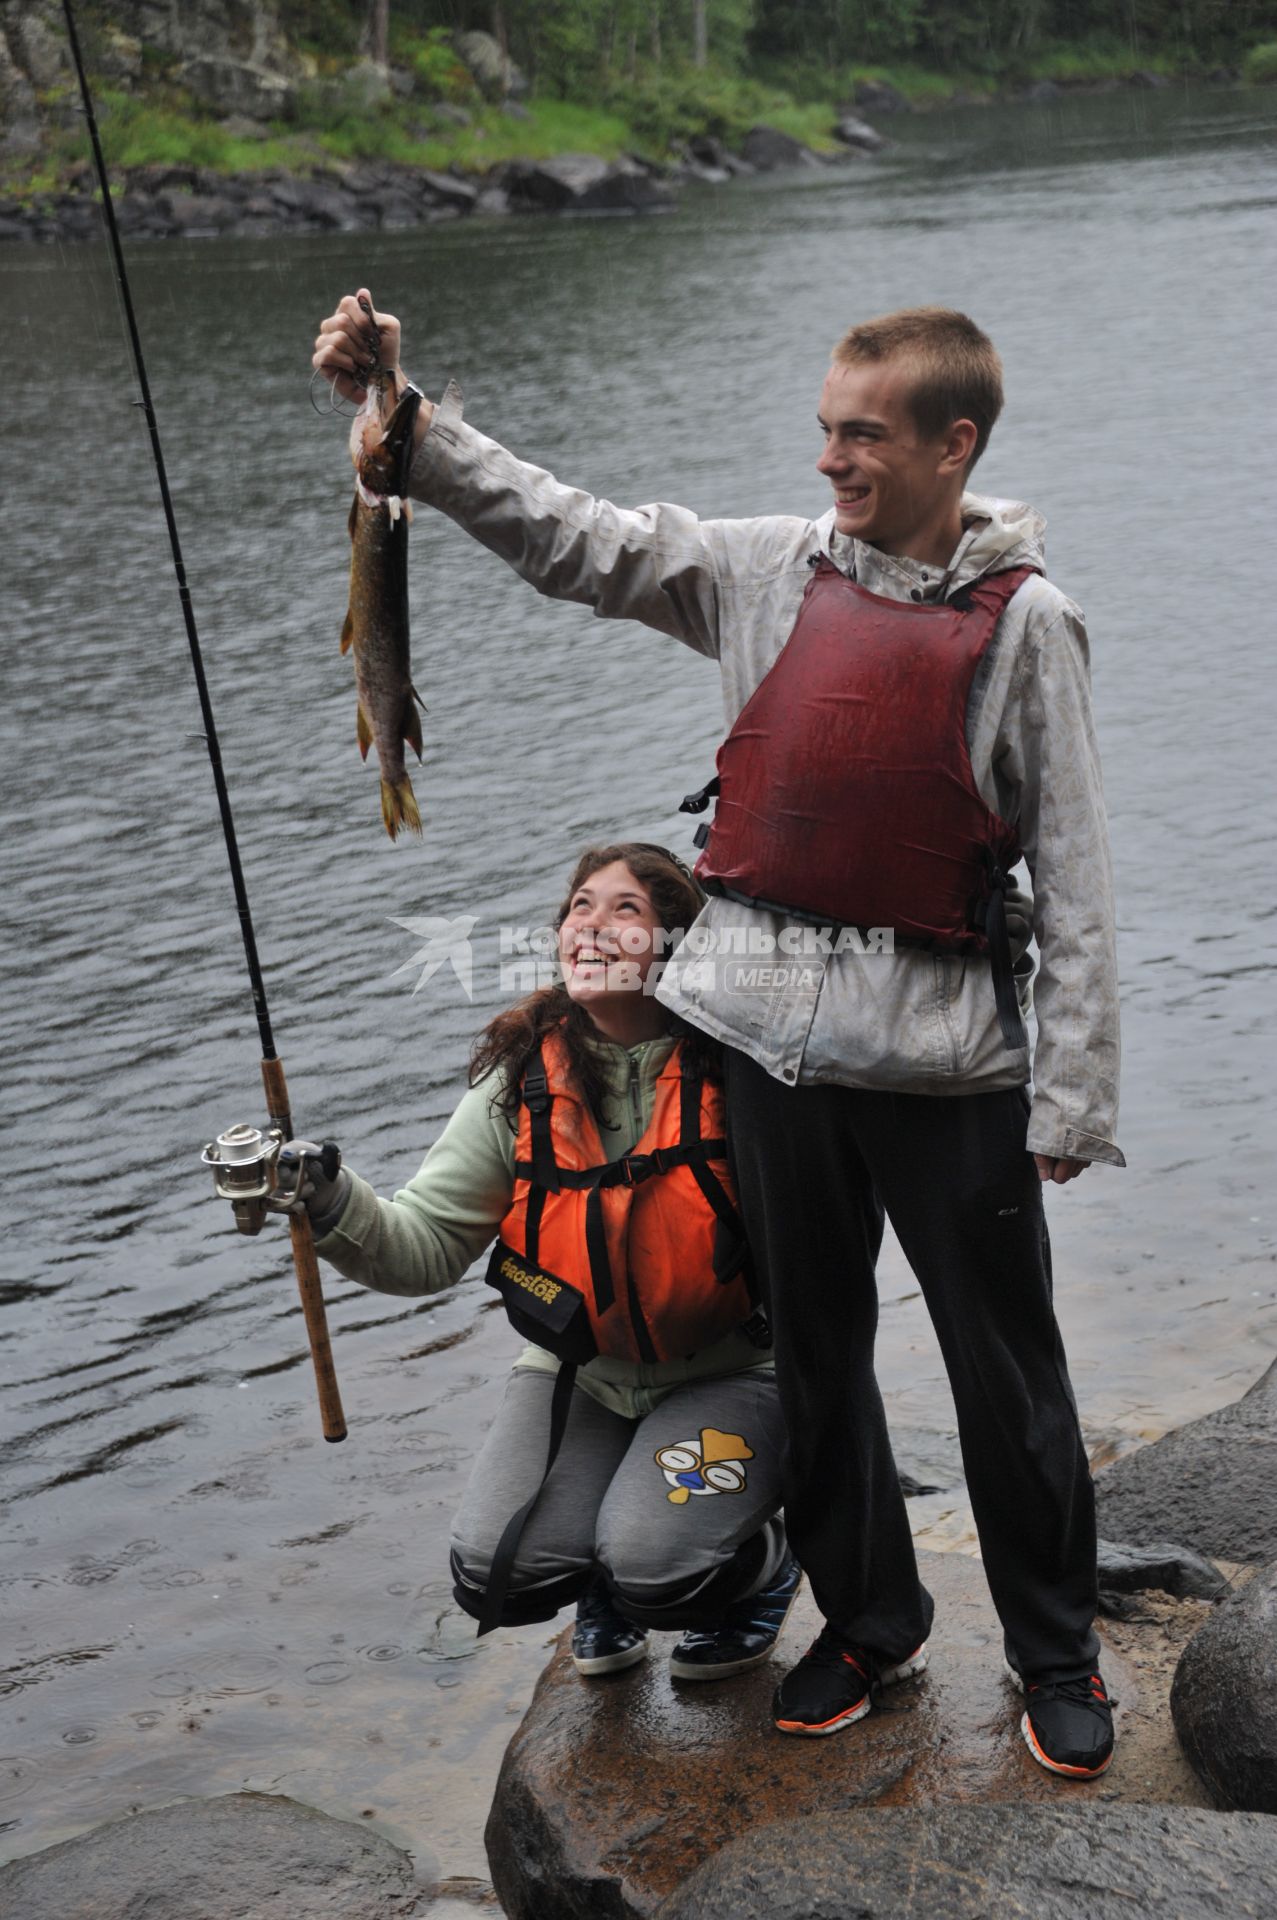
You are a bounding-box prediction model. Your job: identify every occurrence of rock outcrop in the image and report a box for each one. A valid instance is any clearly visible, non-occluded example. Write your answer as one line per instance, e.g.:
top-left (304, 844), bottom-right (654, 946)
top-left (739, 125), bottom-right (822, 171)
top-left (0, 1792), bottom-right (431, 1919)
top-left (1172, 1562), bottom-right (1277, 1811)
top-left (505, 154), bottom-right (674, 215)
top-left (484, 1549), bottom-right (1213, 1920)
top-left (653, 1805), bottom-right (1277, 1920)
top-left (1094, 1358), bottom-right (1277, 1564)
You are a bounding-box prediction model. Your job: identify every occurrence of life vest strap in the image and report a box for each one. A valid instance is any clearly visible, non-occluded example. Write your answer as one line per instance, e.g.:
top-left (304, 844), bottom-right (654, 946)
top-left (513, 1138), bottom-right (730, 1190)
top-left (477, 1359), bottom-right (577, 1637)
top-left (522, 1047), bottom-right (560, 1193)
top-left (975, 862), bottom-right (1029, 1052)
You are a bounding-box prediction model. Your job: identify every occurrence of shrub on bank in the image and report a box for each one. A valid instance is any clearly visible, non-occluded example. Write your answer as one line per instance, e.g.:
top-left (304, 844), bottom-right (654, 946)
top-left (1242, 41), bottom-right (1277, 82)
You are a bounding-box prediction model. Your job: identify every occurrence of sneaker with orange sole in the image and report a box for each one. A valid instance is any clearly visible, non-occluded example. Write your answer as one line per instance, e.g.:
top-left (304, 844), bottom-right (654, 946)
top-left (773, 1624), bottom-right (929, 1736)
top-left (1005, 1659), bottom-right (1115, 1778)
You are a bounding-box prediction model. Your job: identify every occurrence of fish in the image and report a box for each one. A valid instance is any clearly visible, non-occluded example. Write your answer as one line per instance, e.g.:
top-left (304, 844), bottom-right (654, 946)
top-left (341, 374), bottom-right (425, 839)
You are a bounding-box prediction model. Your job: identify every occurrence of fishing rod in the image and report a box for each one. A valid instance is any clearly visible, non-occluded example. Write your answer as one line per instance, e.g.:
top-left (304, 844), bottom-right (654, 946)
top-left (61, 0), bottom-right (346, 1442)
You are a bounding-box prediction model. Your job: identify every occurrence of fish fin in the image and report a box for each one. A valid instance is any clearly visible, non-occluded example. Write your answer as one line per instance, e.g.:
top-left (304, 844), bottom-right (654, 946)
top-left (347, 494), bottom-right (359, 541)
top-left (340, 609), bottom-right (355, 655)
top-left (356, 700), bottom-right (372, 761)
top-left (404, 692), bottom-right (423, 760)
top-left (381, 774), bottom-right (422, 840)
top-left (410, 681), bottom-right (428, 712)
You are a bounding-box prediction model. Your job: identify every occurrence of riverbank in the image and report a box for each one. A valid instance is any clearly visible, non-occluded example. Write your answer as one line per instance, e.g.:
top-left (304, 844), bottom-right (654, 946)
top-left (1, 63), bottom-right (1263, 247)
top-left (0, 0), bottom-right (1265, 245)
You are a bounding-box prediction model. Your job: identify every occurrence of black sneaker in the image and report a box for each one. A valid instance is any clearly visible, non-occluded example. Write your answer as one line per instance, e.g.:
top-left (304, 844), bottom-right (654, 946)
top-left (570, 1579), bottom-right (651, 1677)
top-left (1005, 1660), bottom-right (1116, 1778)
top-left (669, 1554), bottom-right (803, 1682)
top-left (773, 1624), bottom-right (928, 1736)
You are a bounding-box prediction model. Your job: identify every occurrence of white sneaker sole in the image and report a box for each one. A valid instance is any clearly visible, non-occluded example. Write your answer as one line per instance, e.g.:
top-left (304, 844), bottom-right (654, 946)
top-left (572, 1633), bottom-right (651, 1677)
top-left (668, 1572), bottom-right (805, 1683)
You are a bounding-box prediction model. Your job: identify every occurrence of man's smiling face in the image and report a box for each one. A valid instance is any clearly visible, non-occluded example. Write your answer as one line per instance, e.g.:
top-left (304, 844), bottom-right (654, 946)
top-left (816, 358), bottom-right (970, 560)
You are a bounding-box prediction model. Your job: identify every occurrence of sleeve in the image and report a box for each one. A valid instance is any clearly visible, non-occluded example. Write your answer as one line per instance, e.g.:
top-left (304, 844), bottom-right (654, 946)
top-left (407, 381), bottom-right (739, 659)
top-left (1002, 598), bottom-right (1126, 1167)
top-left (313, 1074), bottom-right (518, 1295)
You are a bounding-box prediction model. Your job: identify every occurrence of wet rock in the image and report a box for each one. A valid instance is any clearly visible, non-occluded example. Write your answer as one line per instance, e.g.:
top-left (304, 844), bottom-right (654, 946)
top-left (688, 133), bottom-right (729, 169)
top-left (1094, 1358), bottom-right (1277, 1564)
top-left (0, 1791), bottom-right (431, 1919)
top-left (485, 1549), bottom-right (1194, 1920)
top-left (1128, 69), bottom-right (1171, 88)
top-left (507, 153), bottom-right (611, 209)
top-left (1097, 1537), bottom-right (1227, 1602)
top-left (1025, 78), bottom-right (1063, 102)
top-left (506, 155), bottom-right (672, 216)
top-left (419, 168), bottom-right (481, 212)
top-left (654, 1805), bottom-right (1277, 1920)
top-left (740, 125), bottom-right (821, 171)
top-left (832, 112), bottom-right (886, 151)
top-left (474, 187), bottom-right (512, 217)
top-left (1172, 1561), bottom-right (1277, 1810)
top-left (854, 78), bottom-right (909, 113)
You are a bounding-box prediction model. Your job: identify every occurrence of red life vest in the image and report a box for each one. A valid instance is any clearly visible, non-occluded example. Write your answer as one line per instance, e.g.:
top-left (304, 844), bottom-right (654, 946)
top-left (486, 1028), bottom-right (753, 1366)
top-left (684, 557), bottom-right (1037, 1047)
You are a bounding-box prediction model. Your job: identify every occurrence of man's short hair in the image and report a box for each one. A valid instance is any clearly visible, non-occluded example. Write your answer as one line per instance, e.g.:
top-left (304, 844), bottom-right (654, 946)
top-left (832, 307), bottom-right (1004, 469)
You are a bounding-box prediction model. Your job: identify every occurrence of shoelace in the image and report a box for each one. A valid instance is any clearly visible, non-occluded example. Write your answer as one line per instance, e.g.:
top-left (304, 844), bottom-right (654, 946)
top-left (1027, 1673), bottom-right (1118, 1719)
top-left (798, 1627), bottom-right (920, 1714)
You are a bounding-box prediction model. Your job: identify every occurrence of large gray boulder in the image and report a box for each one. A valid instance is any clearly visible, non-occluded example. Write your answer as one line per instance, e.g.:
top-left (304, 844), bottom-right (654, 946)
top-left (0, 1792), bottom-right (431, 1918)
top-left (654, 1805), bottom-right (1277, 1920)
top-left (1094, 1358), bottom-right (1277, 1563)
top-left (1172, 1562), bottom-right (1277, 1810)
top-left (506, 155), bottom-right (673, 216)
top-left (740, 125), bottom-right (822, 171)
top-left (484, 1549), bottom-right (1214, 1920)
top-left (832, 112), bottom-right (886, 151)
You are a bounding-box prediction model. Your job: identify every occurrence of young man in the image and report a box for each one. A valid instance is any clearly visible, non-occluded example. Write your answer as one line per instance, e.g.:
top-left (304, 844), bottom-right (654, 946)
top-left (314, 298), bottom-right (1124, 1778)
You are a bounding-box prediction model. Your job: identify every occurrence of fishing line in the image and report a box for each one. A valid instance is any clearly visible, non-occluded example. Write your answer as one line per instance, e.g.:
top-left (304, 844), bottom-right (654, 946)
top-left (62, 0), bottom-right (347, 1440)
top-left (60, 0), bottom-right (275, 1064)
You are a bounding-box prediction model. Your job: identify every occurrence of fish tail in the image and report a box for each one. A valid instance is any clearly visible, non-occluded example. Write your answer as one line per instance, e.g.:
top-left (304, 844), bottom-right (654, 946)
top-left (381, 773), bottom-right (423, 840)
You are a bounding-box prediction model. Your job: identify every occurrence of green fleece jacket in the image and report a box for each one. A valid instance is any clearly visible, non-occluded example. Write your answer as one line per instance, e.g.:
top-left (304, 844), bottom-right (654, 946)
top-left (314, 1031), bottom-right (772, 1417)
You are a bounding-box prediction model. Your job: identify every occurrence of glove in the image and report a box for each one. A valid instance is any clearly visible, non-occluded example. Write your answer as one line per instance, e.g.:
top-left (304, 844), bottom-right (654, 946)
top-left (272, 1139), bottom-right (350, 1234)
top-left (1003, 879), bottom-right (1035, 972)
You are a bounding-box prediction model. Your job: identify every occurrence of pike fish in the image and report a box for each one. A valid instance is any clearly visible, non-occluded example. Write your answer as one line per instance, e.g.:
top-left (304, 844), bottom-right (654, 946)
top-left (342, 376), bottom-right (425, 838)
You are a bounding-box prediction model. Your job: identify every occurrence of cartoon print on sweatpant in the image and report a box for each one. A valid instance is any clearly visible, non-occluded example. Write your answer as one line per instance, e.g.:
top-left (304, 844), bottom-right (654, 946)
top-left (655, 1428), bottom-right (754, 1505)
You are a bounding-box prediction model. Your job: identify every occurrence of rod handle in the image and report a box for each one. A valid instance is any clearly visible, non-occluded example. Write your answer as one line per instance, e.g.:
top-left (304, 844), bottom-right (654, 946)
top-left (287, 1209), bottom-right (348, 1443)
top-left (260, 1055), bottom-right (348, 1442)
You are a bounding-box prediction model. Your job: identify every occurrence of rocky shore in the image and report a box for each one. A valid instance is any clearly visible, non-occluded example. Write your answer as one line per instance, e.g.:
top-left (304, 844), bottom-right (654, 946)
top-left (0, 122), bottom-right (890, 246)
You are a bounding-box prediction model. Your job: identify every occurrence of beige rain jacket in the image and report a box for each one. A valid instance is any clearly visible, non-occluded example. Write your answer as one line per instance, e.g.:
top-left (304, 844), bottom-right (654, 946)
top-left (408, 384), bottom-right (1124, 1168)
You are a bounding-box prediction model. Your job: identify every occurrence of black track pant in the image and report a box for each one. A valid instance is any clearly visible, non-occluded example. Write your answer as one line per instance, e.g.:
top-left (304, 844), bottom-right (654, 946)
top-left (724, 1049), bottom-right (1100, 1684)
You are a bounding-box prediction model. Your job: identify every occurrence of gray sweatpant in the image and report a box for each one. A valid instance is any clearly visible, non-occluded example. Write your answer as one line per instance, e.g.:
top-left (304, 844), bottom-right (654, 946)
top-left (450, 1365), bottom-right (787, 1630)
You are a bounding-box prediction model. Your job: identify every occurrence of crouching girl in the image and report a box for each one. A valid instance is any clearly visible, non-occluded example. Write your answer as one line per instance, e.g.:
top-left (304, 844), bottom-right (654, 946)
top-left (282, 843), bottom-right (797, 1679)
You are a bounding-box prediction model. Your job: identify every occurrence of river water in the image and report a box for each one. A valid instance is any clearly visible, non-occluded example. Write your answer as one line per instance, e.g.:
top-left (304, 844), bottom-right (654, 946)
top-left (2, 83), bottom-right (1275, 1898)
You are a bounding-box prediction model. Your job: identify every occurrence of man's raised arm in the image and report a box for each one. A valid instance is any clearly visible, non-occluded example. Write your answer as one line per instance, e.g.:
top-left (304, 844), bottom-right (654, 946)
top-left (313, 287), bottom-right (727, 658)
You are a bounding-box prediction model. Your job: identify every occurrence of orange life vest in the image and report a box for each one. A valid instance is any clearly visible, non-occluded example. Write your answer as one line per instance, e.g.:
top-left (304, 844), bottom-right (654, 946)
top-left (486, 1028), bottom-right (753, 1366)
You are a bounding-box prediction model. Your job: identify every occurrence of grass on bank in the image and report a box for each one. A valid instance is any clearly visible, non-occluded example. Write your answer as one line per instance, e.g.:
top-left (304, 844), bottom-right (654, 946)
top-left (5, 24), bottom-right (1272, 206)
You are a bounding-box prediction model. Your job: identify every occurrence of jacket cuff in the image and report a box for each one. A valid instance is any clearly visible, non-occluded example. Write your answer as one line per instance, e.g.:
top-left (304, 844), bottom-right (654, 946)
top-left (1025, 1120), bottom-right (1127, 1168)
top-left (313, 1169), bottom-right (381, 1257)
top-left (407, 378), bottom-right (465, 495)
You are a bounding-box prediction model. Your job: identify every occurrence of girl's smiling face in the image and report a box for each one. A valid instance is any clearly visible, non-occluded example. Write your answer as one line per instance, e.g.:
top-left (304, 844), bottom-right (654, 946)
top-left (558, 861), bottom-right (664, 1009)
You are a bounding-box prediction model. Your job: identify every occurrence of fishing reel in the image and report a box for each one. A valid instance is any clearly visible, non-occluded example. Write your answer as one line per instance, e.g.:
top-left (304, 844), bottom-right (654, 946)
top-left (200, 1124), bottom-right (340, 1236)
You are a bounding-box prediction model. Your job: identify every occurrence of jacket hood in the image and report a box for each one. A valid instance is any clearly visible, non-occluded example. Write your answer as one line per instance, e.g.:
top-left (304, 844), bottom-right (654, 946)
top-left (950, 493), bottom-right (1047, 586)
